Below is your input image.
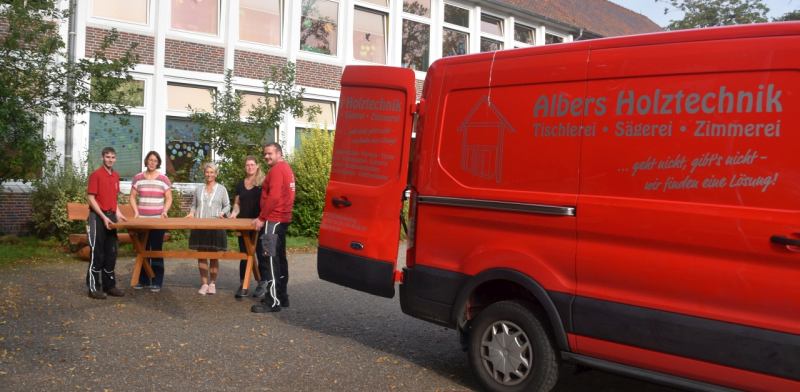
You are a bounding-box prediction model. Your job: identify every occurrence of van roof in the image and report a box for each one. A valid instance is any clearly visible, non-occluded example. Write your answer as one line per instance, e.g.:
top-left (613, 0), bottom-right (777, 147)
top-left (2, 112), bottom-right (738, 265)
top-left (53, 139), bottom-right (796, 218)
top-left (431, 22), bottom-right (800, 69)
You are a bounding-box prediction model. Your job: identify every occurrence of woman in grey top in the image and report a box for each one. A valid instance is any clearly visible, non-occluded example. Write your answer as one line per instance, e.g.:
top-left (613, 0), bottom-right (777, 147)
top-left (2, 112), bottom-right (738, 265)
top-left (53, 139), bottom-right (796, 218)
top-left (186, 162), bottom-right (230, 295)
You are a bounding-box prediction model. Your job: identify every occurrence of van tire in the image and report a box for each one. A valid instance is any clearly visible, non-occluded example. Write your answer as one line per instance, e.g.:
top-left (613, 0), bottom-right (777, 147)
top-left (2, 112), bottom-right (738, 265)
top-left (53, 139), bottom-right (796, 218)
top-left (468, 300), bottom-right (558, 392)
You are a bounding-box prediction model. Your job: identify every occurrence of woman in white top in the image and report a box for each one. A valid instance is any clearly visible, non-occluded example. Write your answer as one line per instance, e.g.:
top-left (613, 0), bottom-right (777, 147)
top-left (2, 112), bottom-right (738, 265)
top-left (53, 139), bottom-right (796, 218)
top-left (186, 162), bottom-right (230, 295)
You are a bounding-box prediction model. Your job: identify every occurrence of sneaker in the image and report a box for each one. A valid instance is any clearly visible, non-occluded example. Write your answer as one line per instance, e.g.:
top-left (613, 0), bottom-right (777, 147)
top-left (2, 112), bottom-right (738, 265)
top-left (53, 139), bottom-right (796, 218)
top-left (234, 286), bottom-right (248, 299)
top-left (251, 303), bottom-right (281, 313)
top-left (207, 283), bottom-right (216, 295)
top-left (88, 291), bottom-right (107, 300)
top-left (252, 281), bottom-right (268, 299)
top-left (105, 287), bottom-right (125, 297)
top-left (133, 284), bottom-right (145, 290)
top-left (150, 285), bottom-right (162, 293)
top-left (198, 284), bottom-right (209, 295)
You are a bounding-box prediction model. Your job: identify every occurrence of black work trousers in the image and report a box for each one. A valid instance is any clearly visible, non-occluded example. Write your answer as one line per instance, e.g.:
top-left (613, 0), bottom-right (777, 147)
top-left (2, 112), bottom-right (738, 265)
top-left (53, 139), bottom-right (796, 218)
top-left (86, 211), bottom-right (119, 293)
top-left (260, 221), bottom-right (289, 307)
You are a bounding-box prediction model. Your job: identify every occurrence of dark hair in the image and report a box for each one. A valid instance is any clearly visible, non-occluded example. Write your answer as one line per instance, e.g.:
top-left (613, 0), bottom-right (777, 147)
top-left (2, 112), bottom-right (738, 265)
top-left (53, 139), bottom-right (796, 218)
top-left (264, 142), bottom-right (283, 155)
top-left (144, 150), bottom-right (162, 169)
top-left (101, 147), bottom-right (116, 156)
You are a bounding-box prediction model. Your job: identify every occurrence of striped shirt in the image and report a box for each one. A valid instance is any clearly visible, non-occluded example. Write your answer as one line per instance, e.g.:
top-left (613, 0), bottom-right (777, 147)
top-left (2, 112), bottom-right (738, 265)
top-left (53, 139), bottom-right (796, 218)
top-left (131, 172), bottom-right (172, 217)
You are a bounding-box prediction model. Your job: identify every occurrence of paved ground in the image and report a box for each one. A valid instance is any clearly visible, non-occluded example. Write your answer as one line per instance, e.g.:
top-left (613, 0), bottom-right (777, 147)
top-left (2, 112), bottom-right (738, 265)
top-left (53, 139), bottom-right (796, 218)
top-left (0, 252), bottom-right (682, 391)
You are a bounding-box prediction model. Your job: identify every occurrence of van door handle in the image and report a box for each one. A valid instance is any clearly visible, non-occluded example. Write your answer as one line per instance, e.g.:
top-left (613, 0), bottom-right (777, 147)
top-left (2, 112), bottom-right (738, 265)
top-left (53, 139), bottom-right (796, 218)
top-left (770, 234), bottom-right (800, 247)
top-left (332, 196), bottom-right (352, 208)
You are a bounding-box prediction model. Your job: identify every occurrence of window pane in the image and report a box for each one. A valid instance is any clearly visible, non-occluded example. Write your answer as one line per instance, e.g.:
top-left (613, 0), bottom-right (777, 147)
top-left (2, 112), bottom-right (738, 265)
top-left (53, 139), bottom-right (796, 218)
top-left (442, 28), bottom-right (468, 57)
top-left (171, 0), bottom-right (219, 35)
top-left (444, 4), bottom-right (468, 28)
top-left (402, 19), bottom-right (429, 72)
top-left (353, 8), bottom-right (387, 64)
top-left (91, 78), bottom-right (145, 107)
top-left (403, 0), bottom-right (430, 17)
top-left (296, 100), bottom-right (336, 125)
top-left (88, 113), bottom-right (143, 181)
top-left (481, 14), bottom-right (503, 36)
top-left (167, 84), bottom-right (214, 112)
top-left (92, 0), bottom-right (148, 24)
top-left (240, 0), bottom-right (282, 45)
top-left (514, 24), bottom-right (535, 44)
top-left (480, 37), bottom-right (503, 52)
top-left (165, 117), bottom-right (211, 183)
top-left (300, 0), bottom-right (339, 55)
top-left (545, 33), bottom-right (564, 44)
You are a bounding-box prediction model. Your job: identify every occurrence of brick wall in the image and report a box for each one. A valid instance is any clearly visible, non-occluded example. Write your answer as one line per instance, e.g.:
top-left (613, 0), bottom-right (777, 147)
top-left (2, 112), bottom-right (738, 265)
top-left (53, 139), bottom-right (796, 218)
top-left (296, 60), bottom-right (342, 91)
top-left (85, 27), bottom-right (154, 65)
top-left (0, 191), bottom-right (33, 235)
top-left (234, 50), bottom-right (287, 80)
top-left (165, 39), bottom-right (224, 74)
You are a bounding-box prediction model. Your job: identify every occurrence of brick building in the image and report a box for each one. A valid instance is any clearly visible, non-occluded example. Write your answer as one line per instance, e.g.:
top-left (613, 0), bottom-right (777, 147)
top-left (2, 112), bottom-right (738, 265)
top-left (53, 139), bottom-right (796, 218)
top-left (1, 0), bottom-right (659, 234)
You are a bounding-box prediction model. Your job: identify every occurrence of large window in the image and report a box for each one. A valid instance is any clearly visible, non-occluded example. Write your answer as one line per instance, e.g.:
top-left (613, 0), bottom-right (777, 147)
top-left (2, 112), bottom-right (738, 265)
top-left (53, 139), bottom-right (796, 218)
top-left (403, 0), bottom-right (430, 17)
top-left (300, 0), bottom-right (339, 55)
top-left (165, 117), bottom-right (210, 183)
top-left (91, 0), bottom-right (149, 25)
top-left (167, 84), bottom-right (214, 113)
top-left (294, 99), bottom-right (336, 151)
top-left (545, 33), bottom-right (564, 44)
top-left (171, 0), bottom-right (219, 35)
top-left (480, 14), bottom-right (504, 52)
top-left (88, 113), bottom-right (144, 180)
top-left (442, 4), bottom-right (469, 58)
top-left (238, 91), bottom-right (276, 144)
top-left (353, 7), bottom-right (388, 64)
top-left (240, 0), bottom-right (282, 46)
top-left (514, 23), bottom-right (535, 47)
top-left (91, 77), bottom-right (145, 107)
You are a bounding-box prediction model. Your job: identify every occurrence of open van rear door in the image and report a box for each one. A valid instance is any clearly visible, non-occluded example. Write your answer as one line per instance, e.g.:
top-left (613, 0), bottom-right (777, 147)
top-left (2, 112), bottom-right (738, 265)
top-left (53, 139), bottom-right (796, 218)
top-left (317, 66), bottom-right (416, 298)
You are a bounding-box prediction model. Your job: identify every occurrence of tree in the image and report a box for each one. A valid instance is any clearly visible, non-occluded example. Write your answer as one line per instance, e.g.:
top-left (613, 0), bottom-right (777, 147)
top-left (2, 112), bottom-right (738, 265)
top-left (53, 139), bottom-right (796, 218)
top-left (774, 10), bottom-right (800, 21)
top-left (0, 0), bottom-right (137, 183)
top-left (189, 63), bottom-right (318, 193)
top-left (657, 0), bottom-right (769, 30)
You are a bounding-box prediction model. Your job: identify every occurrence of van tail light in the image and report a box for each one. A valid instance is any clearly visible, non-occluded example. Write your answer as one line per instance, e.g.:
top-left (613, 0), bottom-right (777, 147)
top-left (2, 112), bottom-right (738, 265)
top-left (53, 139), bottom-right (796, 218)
top-left (405, 187), bottom-right (418, 268)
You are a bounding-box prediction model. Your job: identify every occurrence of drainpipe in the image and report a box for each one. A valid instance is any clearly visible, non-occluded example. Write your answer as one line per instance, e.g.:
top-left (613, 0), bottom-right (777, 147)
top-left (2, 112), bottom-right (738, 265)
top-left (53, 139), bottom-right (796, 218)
top-left (64, 0), bottom-right (77, 166)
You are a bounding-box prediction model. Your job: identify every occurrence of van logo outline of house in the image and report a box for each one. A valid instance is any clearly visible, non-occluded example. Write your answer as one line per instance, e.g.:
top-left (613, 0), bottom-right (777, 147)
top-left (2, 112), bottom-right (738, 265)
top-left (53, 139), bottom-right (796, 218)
top-left (458, 96), bottom-right (516, 183)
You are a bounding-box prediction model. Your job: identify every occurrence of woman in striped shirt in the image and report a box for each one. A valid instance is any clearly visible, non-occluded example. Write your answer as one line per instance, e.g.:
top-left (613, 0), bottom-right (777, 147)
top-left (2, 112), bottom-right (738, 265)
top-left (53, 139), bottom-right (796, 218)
top-left (129, 151), bottom-right (173, 292)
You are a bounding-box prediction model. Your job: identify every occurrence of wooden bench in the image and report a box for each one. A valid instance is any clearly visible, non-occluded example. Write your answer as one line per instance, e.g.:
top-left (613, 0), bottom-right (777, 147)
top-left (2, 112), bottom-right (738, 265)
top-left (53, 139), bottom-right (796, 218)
top-left (66, 202), bottom-right (169, 260)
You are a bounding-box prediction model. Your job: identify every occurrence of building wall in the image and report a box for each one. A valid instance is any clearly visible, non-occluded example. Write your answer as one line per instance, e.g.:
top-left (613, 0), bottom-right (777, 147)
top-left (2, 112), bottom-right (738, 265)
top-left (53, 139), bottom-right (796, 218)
top-left (2, 0), bottom-right (578, 234)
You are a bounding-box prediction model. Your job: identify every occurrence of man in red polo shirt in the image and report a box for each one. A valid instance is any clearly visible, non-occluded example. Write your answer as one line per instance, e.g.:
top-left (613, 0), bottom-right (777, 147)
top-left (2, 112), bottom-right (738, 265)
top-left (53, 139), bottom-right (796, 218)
top-left (86, 147), bottom-right (128, 299)
top-left (251, 143), bottom-right (295, 313)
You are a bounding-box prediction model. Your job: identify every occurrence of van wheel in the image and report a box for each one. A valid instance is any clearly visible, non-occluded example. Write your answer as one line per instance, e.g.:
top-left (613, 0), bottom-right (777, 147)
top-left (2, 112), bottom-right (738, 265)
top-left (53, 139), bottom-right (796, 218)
top-left (468, 300), bottom-right (558, 392)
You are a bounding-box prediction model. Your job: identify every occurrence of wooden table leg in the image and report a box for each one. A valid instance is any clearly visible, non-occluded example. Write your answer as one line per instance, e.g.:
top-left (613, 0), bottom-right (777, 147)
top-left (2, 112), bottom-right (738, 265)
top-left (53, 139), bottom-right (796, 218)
top-left (241, 231), bottom-right (259, 290)
top-left (128, 230), bottom-right (154, 287)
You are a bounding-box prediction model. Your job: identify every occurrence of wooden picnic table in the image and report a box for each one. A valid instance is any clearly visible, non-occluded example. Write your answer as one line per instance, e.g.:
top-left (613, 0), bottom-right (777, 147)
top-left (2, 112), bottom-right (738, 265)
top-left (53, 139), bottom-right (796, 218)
top-left (111, 218), bottom-right (260, 289)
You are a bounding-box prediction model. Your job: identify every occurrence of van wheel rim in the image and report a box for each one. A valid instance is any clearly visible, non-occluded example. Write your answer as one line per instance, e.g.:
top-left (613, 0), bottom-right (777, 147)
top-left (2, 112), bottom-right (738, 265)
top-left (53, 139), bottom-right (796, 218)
top-left (480, 320), bottom-right (532, 386)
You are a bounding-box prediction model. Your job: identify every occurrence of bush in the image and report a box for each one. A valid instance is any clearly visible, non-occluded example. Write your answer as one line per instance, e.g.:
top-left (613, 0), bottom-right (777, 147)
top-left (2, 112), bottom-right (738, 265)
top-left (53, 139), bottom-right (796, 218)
top-left (30, 159), bottom-right (87, 242)
top-left (288, 128), bottom-right (333, 238)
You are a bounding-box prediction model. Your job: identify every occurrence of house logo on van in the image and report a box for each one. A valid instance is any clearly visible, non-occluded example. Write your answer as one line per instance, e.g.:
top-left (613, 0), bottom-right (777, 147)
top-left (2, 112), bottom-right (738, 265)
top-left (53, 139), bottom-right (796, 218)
top-left (459, 96), bottom-right (516, 183)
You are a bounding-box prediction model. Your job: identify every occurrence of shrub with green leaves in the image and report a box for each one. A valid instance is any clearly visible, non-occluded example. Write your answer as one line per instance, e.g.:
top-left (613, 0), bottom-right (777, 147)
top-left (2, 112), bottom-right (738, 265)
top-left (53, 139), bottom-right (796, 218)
top-left (30, 158), bottom-right (88, 242)
top-left (289, 127), bottom-right (333, 238)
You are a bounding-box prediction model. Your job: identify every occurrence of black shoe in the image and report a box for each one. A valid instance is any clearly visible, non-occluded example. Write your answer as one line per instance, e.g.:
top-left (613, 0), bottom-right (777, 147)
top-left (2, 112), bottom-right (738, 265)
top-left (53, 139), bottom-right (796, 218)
top-left (88, 291), bottom-right (107, 300)
top-left (252, 281), bottom-right (268, 299)
top-left (278, 296), bottom-right (289, 308)
top-left (105, 287), bottom-right (125, 297)
top-left (251, 303), bottom-right (281, 313)
top-left (234, 286), bottom-right (248, 299)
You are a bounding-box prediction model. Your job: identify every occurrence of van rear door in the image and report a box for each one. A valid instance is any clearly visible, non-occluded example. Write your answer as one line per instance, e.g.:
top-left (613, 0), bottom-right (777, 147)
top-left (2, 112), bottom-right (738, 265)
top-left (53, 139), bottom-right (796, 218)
top-left (317, 66), bottom-right (416, 298)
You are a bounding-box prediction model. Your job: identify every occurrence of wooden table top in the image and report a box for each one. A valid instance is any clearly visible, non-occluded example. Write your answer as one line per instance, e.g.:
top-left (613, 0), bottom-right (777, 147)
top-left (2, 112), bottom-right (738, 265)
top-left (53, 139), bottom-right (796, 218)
top-left (112, 217), bottom-right (258, 231)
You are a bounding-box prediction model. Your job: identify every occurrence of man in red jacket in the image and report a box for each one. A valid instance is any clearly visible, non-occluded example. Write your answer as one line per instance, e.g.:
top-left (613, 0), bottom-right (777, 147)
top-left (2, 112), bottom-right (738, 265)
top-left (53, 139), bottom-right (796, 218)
top-left (251, 143), bottom-right (295, 313)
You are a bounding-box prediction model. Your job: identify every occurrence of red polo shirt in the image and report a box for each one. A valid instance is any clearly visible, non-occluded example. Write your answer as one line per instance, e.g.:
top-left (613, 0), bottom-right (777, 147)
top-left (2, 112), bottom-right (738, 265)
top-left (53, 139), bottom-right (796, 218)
top-left (87, 166), bottom-right (120, 213)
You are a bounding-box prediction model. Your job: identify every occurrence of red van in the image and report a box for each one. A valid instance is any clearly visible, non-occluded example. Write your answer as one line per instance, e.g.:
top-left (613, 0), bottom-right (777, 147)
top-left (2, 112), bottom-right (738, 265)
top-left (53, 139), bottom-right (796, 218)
top-left (317, 22), bottom-right (800, 392)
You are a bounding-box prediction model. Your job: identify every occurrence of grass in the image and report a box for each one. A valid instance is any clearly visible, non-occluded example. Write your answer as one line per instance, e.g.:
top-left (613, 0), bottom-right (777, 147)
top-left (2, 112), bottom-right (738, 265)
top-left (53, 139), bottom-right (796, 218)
top-left (0, 233), bottom-right (318, 267)
top-left (0, 235), bottom-right (75, 267)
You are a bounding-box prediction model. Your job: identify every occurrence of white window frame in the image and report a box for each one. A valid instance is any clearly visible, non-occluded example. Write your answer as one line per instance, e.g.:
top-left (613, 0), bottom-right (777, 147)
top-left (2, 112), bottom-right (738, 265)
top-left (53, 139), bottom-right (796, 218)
top-left (479, 11), bottom-right (505, 52)
top-left (86, 0), bottom-right (154, 34)
top-left (295, 0), bottom-right (345, 64)
top-left (236, 0), bottom-right (288, 55)
top-left (512, 20), bottom-right (536, 48)
top-left (349, 0), bottom-right (391, 65)
top-left (167, 0), bottom-right (226, 45)
top-left (441, 2), bottom-right (471, 57)
top-left (399, 0), bottom-right (433, 77)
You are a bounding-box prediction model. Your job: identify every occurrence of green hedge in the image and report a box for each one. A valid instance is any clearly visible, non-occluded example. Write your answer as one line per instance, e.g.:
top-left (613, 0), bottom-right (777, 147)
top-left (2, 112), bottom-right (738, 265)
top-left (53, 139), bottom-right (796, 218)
top-left (289, 128), bottom-right (333, 238)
